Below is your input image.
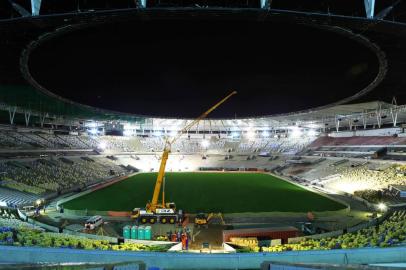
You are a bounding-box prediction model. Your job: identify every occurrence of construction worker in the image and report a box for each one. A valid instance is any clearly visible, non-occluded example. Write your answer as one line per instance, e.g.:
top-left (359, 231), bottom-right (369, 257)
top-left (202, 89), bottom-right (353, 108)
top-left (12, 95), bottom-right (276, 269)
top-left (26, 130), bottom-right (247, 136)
top-left (181, 233), bottom-right (187, 250)
top-left (177, 230), bottom-right (181, 242)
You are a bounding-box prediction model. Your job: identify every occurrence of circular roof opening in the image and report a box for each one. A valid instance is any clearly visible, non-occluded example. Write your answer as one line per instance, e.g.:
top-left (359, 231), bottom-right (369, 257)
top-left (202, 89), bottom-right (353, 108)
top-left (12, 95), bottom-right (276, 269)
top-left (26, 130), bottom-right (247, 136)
top-left (28, 20), bottom-right (380, 118)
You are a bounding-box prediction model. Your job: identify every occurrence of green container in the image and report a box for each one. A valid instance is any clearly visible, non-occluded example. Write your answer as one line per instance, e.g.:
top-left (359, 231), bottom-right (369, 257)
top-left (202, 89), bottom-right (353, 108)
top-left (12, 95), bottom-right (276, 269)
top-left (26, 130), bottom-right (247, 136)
top-left (145, 226), bottom-right (152, 240)
top-left (123, 226), bottom-right (131, 239)
top-left (131, 225), bottom-right (138, 239)
top-left (138, 226), bottom-right (145, 240)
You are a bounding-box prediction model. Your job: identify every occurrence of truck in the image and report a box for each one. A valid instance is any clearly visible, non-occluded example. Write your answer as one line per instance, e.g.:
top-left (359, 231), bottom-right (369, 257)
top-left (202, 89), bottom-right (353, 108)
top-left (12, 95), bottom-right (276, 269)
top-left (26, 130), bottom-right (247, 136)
top-left (132, 206), bottom-right (183, 224)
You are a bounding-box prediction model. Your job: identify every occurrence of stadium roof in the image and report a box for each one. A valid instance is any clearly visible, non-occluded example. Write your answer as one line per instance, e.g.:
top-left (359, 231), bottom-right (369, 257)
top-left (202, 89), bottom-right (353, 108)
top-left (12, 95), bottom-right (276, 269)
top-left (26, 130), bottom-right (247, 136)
top-left (1, 7), bottom-right (406, 126)
top-left (121, 101), bottom-right (406, 132)
top-left (275, 101), bottom-right (395, 121)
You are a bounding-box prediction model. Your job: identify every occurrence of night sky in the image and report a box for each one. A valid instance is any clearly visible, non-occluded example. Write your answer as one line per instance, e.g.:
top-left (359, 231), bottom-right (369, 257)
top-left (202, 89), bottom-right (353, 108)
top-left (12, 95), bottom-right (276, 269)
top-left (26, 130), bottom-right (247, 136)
top-left (29, 20), bottom-right (379, 118)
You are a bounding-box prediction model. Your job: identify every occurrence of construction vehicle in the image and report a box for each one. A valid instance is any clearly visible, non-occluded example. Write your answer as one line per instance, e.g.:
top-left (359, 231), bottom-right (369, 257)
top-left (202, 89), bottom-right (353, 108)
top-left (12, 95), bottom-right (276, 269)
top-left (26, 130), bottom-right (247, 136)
top-left (131, 91), bottom-right (237, 224)
top-left (194, 212), bottom-right (225, 228)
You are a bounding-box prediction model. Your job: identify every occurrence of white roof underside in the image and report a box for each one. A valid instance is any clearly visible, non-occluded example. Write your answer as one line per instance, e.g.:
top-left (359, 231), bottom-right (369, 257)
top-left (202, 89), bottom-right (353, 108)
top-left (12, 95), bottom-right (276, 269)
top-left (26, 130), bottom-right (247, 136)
top-left (125, 101), bottom-right (406, 131)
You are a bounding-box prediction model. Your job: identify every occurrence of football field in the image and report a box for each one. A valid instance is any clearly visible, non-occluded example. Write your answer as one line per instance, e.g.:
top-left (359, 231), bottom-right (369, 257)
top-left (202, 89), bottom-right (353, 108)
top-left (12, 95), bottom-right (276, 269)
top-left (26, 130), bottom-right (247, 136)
top-left (62, 172), bottom-right (345, 213)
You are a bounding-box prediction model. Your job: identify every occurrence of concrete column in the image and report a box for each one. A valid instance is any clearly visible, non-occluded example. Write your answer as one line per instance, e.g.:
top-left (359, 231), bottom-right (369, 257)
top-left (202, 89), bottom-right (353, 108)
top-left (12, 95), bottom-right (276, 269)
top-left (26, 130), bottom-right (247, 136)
top-left (376, 110), bottom-right (382, 128)
top-left (24, 111), bottom-right (31, 127)
top-left (8, 106), bottom-right (16, 125)
top-left (335, 116), bottom-right (340, 132)
top-left (362, 113), bottom-right (367, 129)
top-left (391, 108), bottom-right (398, 127)
top-left (40, 113), bottom-right (47, 128)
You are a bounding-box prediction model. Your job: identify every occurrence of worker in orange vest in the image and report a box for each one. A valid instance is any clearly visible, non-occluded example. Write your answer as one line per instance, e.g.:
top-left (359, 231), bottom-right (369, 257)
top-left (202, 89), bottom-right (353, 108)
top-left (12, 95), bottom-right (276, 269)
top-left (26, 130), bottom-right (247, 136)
top-left (181, 233), bottom-right (187, 250)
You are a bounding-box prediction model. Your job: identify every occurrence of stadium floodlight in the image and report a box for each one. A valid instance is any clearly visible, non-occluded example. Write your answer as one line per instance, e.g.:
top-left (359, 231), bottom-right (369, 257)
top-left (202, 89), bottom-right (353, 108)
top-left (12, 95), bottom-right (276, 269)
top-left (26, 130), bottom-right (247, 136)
top-left (123, 130), bottom-right (134, 136)
top-left (306, 123), bottom-right (320, 129)
top-left (308, 129), bottom-right (317, 137)
top-left (87, 122), bottom-right (98, 128)
top-left (246, 131), bottom-right (256, 140)
top-left (89, 128), bottom-right (98, 135)
top-left (201, 139), bottom-right (210, 148)
top-left (378, 203), bottom-right (387, 212)
top-left (169, 130), bottom-right (178, 137)
top-left (290, 127), bottom-right (302, 138)
top-left (98, 141), bottom-right (107, 150)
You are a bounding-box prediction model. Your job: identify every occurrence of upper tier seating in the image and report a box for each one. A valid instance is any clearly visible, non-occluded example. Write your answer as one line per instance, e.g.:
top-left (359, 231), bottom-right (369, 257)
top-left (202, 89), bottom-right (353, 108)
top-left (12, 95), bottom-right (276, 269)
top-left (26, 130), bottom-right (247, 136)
top-left (0, 129), bottom-right (316, 155)
top-left (309, 136), bottom-right (406, 148)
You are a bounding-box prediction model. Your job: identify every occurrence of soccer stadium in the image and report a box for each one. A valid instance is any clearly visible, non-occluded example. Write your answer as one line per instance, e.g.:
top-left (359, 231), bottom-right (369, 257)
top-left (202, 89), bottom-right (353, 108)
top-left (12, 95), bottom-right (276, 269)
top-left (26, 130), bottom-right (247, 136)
top-left (1, 1), bottom-right (406, 269)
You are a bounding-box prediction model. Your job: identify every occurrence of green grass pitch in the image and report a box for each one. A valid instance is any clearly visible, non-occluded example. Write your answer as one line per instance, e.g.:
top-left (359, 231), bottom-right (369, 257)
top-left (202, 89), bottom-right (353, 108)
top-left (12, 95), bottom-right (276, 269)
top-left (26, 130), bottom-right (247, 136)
top-left (62, 172), bottom-right (345, 213)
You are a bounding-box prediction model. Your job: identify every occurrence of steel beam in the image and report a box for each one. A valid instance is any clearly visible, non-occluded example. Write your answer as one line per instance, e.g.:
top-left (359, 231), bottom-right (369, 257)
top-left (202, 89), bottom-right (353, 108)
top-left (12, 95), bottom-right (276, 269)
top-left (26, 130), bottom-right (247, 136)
top-left (31, 0), bottom-right (41, 16)
top-left (8, 0), bottom-right (31, 17)
top-left (137, 0), bottom-right (147, 8)
top-left (261, 0), bottom-right (271, 9)
top-left (364, 0), bottom-right (375, 19)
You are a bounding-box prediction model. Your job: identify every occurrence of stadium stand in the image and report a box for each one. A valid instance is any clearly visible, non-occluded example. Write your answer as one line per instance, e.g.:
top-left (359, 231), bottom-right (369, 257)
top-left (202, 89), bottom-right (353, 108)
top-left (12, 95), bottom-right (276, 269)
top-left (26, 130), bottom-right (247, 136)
top-left (261, 210), bottom-right (406, 252)
top-left (309, 136), bottom-right (406, 148)
top-left (321, 164), bottom-right (406, 194)
top-left (305, 135), bottom-right (406, 159)
top-left (0, 128), bottom-right (317, 154)
top-left (0, 157), bottom-right (128, 198)
top-left (0, 187), bottom-right (40, 207)
top-left (0, 129), bottom-right (102, 150)
top-left (0, 208), bottom-right (42, 230)
top-left (3, 126), bottom-right (406, 208)
top-left (95, 135), bottom-right (315, 154)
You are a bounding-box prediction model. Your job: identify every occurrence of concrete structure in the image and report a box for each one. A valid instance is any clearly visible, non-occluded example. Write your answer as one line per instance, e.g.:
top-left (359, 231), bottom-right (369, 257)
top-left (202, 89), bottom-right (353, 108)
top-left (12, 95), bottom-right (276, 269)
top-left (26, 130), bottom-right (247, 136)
top-left (1, 246), bottom-right (406, 269)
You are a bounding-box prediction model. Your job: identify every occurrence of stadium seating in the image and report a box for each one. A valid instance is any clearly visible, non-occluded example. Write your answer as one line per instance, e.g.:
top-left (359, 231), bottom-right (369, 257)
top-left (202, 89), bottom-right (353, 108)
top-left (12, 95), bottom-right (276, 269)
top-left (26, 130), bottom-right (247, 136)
top-left (309, 136), bottom-right (406, 148)
top-left (4, 128), bottom-right (406, 207)
top-left (0, 187), bottom-right (40, 207)
top-left (0, 209), bottom-right (42, 230)
top-left (322, 164), bottom-right (406, 194)
top-left (0, 129), bottom-right (316, 154)
top-left (0, 158), bottom-right (128, 196)
top-left (259, 210), bottom-right (406, 252)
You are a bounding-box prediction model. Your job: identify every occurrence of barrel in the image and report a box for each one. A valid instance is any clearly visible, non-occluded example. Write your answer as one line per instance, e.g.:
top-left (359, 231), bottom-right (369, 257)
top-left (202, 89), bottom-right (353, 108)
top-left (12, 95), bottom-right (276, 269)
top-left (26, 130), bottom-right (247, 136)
top-left (131, 225), bottom-right (138, 239)
top-left (123, 226), bottom-right (131, 239)
top-left (145, 226), bottom-right (152, 240)
top-left (138, 226), bottom-right (145, 240)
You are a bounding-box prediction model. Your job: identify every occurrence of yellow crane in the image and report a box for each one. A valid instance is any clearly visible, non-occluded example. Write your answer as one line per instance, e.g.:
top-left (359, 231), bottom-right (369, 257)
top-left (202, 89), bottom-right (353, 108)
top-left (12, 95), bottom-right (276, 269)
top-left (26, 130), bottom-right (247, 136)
top-left (131, 91), bottom-right (237, 224)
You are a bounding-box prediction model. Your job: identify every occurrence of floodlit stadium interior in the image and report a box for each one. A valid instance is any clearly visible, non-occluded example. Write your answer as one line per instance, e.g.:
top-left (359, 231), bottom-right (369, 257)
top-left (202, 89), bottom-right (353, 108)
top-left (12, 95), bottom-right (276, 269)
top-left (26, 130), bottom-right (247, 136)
top-left (2, 1), bottom-right (406, 270)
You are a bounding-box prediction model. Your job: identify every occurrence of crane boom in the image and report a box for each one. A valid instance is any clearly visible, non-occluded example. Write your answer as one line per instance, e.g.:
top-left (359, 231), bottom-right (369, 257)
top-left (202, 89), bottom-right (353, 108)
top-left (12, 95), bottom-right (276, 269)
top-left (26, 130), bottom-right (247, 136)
top-left (168, 90), bottom-right (238, 146)
top-left (147, 91), bottom-right (237, 212)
